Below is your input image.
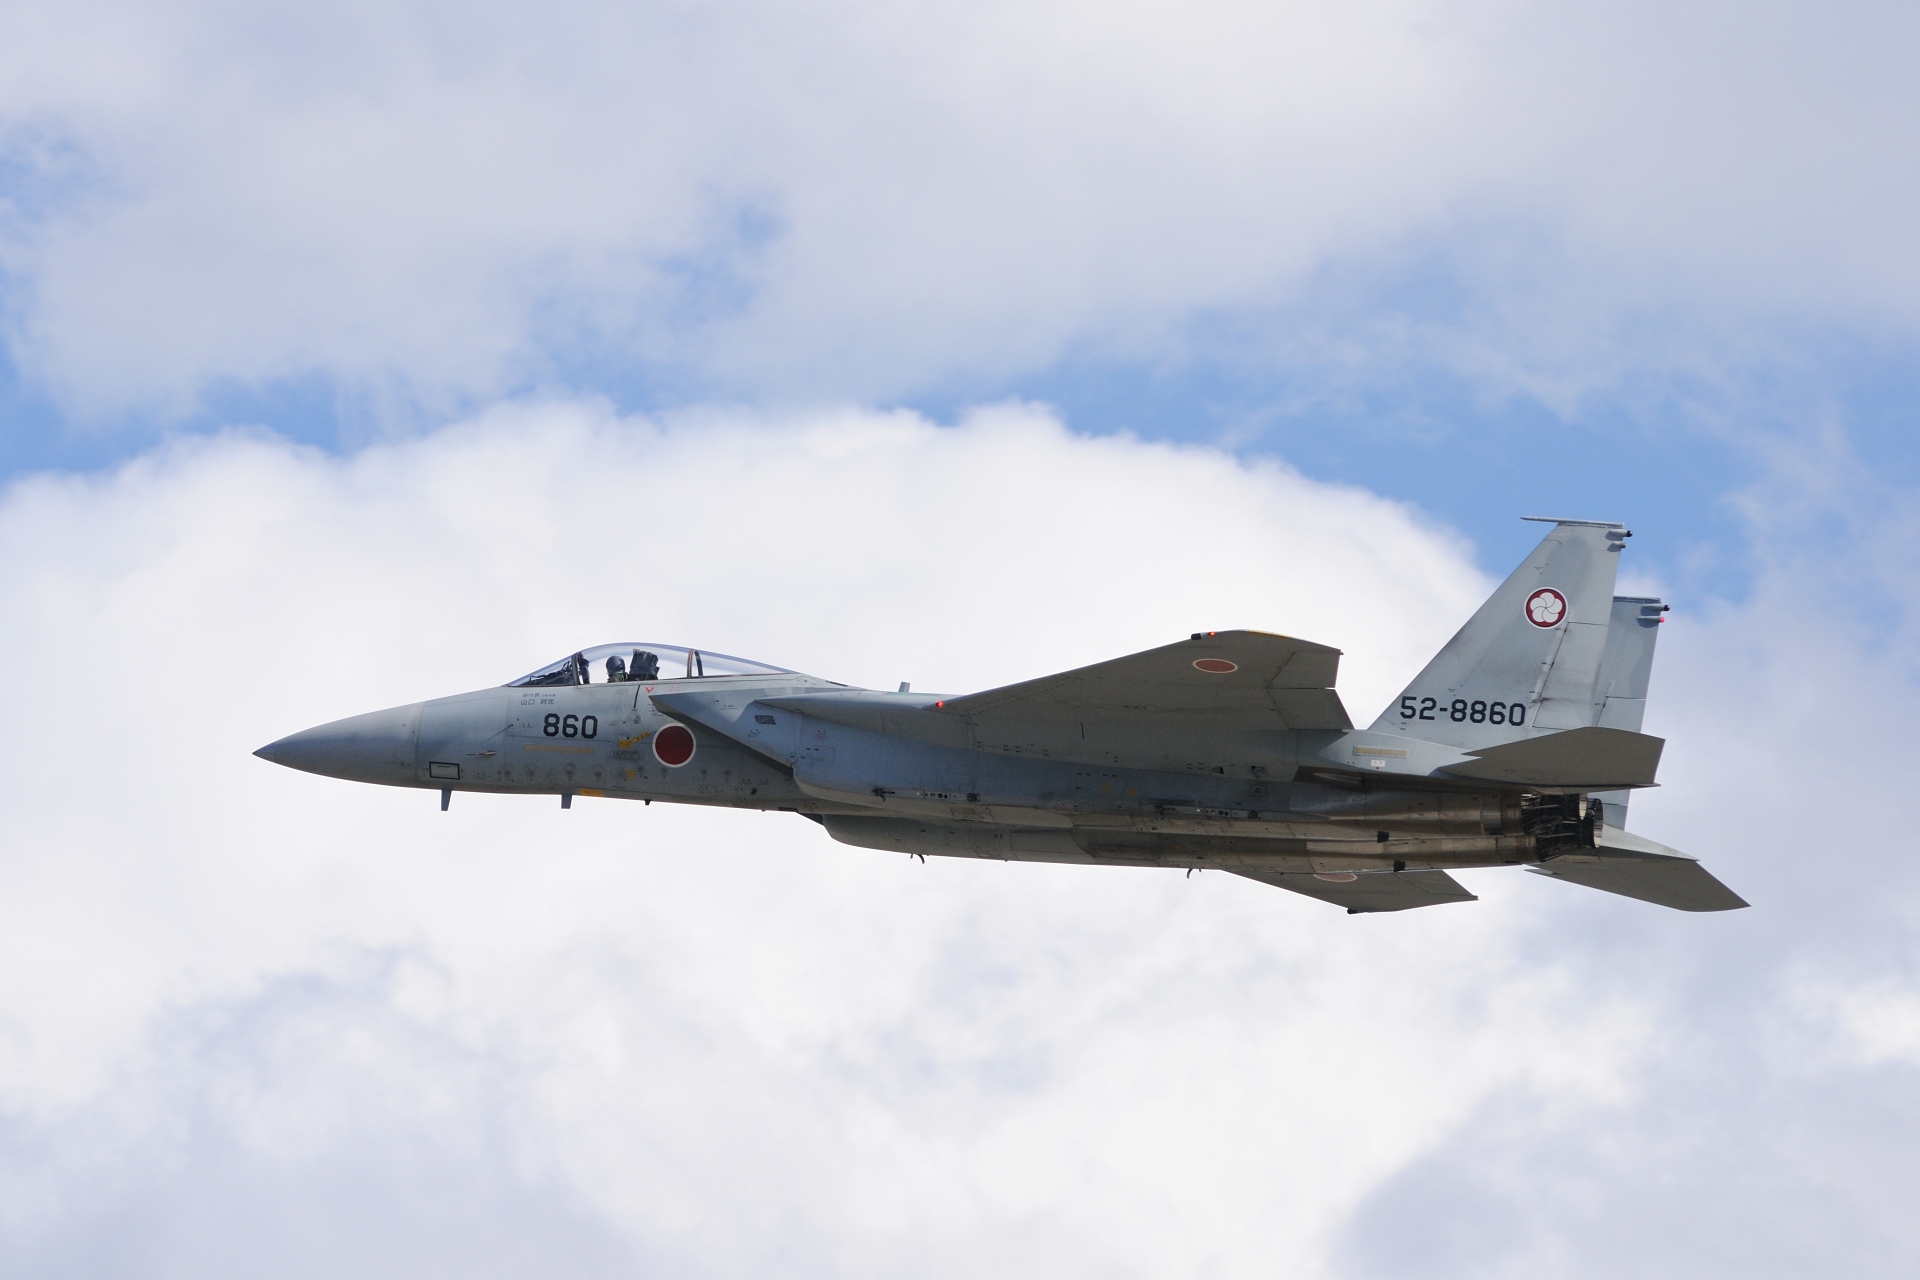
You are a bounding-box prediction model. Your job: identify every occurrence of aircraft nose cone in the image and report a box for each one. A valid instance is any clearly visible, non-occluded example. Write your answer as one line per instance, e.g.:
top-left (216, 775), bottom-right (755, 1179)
top-left (255, 703), bottom-right (423, 786)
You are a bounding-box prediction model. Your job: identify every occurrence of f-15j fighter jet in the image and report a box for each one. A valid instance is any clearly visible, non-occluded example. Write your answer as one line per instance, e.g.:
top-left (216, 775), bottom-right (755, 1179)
top-left (257, 517), bottom-right (1744, 914)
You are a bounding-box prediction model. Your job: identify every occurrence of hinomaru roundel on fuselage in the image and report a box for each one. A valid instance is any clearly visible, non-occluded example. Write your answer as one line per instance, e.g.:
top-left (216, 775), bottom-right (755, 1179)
top-left (505, 642), bottom-right (793, 688)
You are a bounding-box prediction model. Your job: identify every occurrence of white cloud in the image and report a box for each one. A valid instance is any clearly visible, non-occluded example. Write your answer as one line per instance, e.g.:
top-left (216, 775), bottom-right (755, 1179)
top-left (4, 402), bottom-right (1919, 1275)
top-left (1, 0), bottom-right (1917, 417)
top-left (0, 402), bottom-right (1670, 1276)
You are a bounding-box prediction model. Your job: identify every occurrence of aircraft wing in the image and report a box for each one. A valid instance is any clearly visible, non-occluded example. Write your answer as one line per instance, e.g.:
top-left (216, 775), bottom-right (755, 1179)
top-left (1230, 867), bottom-right (1477, 913)
top-left (943, 630), bottom-right (1351, 731)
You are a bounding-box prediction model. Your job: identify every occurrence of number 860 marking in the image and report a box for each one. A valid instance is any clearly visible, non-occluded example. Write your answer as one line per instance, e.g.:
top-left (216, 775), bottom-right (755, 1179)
top-left (543, 713), bottom-right (598, 738)
top-left (1398, 696), bottom-right (1526, 726)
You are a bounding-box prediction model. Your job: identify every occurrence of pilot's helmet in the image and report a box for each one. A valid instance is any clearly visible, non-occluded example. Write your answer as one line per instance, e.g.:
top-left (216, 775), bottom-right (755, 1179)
top-left (606, 654), bottom-right (628, 681)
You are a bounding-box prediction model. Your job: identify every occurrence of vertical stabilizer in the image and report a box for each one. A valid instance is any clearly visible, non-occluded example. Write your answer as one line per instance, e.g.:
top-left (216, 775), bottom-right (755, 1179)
top-left (1592, 597), bottom-right (1665, 733)
top-left (1591, 595), bottom-right (1667, 826)
top-left (1371, 518), bottom-right (1629, 750)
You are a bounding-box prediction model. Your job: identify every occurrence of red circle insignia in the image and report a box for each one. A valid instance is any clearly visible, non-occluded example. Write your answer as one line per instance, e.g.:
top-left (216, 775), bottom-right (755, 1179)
top-left (1524, 588), bottom-right (1568, 629)
top-left (1193, 658), bottom-right (1238, 673)
top-left (653, 723), bottom-right (696, 767)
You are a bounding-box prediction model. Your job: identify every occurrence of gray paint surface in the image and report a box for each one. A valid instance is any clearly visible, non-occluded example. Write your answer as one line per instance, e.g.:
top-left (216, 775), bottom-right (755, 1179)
top-left (256, 520), bottom-right (1743, 914)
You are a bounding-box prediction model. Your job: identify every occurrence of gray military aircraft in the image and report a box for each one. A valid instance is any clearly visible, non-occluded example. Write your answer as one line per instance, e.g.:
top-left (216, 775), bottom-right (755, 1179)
top-left (256, 518), bottom-right (1744, 914)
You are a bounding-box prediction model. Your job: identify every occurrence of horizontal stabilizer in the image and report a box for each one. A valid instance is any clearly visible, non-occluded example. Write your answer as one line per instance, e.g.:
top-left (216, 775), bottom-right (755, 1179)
top-left (1528, 857), bottom-right (1747, 912)
top-left (1438, 725), bottom-right (1663, 790)
top-left (1231, 868), bottom-right (1477, 913)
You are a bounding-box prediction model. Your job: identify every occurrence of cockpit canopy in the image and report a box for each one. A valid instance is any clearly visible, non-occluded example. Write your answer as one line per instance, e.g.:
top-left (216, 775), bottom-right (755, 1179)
top-left (506, 642), bottom-right (792, 688)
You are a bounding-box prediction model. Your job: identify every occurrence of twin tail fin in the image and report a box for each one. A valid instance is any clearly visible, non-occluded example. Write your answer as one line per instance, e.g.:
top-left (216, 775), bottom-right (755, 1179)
top-left (1369, 518), bottom-right (1642, 752)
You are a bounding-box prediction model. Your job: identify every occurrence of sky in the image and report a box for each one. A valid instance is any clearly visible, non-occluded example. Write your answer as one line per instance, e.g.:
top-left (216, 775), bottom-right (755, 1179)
top-left (2, 2), bottom-right (1919, 1276)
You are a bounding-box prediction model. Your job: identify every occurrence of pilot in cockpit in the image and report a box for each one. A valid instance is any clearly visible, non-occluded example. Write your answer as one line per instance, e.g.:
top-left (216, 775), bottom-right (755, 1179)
top-left (605, 655), bottom-right (629, 682)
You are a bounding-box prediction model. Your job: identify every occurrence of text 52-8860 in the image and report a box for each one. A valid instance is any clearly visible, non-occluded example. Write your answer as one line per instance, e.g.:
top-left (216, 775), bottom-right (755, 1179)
top-left (1398, 696), bottom-right (1527, 725)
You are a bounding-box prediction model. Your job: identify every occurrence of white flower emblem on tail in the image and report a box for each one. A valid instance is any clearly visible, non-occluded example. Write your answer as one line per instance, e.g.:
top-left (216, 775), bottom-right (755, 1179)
top-left (1525, 588), bottom-right (1567, 628)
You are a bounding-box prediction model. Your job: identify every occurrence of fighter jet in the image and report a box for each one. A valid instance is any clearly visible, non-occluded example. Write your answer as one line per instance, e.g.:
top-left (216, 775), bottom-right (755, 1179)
top-left (256, 518), bottom-right (1744, 914)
